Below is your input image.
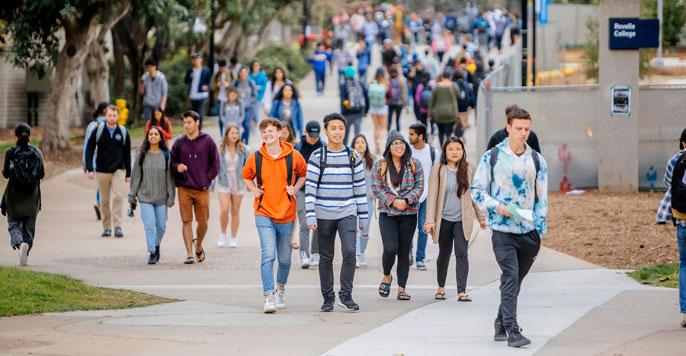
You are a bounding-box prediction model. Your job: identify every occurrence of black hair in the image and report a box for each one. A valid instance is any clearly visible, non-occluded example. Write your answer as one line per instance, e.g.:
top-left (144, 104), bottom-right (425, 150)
top-left (384, 139), bottom-right (413, 188)
top-left (144, 58), bottom-right (156, 67)
top-left (352, 134), bottom-right (376, 170)
top-left (323, 112), bottom-right (347, 129)
top-left (93, 101), bottom-right (110, 119)
top-left (137, 126), bottom-right (170, 167)
top-left (230, 57), bottom-right (238, 65)
top-left (14, 123), bottom-right (31, 147)
top-left (250, 60), bottom-right (260, 72)
top-left (409, 122), bottom-right (427, 140)
top-left (183, 111), bottom-right (200, 122)
top-left (270, 67), bottom-right (287, 84)
top-left (420, 72), bottom-right (431, 85)
top-left (218, 59), bottom-right (227, 67)
top-left (440, 136), bottom-right (469, 196)
top-left (459, 57), bottom-right (467, 64)
top-left (680, 128), bottom-right (686, 150)
top-left (273, 83), bottom-right (300, 101)
top-left (151, 105), bottom-right (169, 131)
top-left (488, 59), bottom-right (495, 67)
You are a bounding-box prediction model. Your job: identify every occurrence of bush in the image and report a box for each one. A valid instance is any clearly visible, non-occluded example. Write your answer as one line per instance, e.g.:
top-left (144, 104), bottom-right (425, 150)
top-left (158, 49), bottom-right (191, 118)
top-left (242, 44), bottom-right (311, 83)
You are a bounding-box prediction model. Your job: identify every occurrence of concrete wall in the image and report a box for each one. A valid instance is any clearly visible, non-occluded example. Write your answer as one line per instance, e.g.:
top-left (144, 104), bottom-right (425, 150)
top-left (476, 85), bottom-right (684, 191)
top-left (549, 4), bottom-right (598, 47)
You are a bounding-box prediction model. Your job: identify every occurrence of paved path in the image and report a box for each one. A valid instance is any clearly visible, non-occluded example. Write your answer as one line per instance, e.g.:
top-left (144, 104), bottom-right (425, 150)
top-left (1, 43), bottom-right (685, 356)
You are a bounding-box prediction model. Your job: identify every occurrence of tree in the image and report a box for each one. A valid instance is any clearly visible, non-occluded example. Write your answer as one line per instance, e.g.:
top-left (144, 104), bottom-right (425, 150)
top-left (0, 0), bottom-right (130, 151)
top-left (642, 0), bottom-right (686, 48)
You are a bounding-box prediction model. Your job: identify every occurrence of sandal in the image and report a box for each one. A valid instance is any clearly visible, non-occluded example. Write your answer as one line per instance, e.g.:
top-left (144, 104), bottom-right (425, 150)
top-left (458, 294), bottom-right (473, 302)
top-left (435, 292), bottom-right (446, 300)
top-left (195, 249), bottom-right (206, 263)
top-left (378, 276), bottom-right (392, 298)
top-left (397, 291), bottom-right (411, 301)
top-left (183, 257), bottom-right (195, 264)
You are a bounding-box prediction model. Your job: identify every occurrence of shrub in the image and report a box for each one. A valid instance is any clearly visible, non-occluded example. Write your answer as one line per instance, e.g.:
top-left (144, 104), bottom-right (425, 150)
top-left (242, 44), bottom-right (311, 83)
top-left (158, 49), bottom-right (191, 118)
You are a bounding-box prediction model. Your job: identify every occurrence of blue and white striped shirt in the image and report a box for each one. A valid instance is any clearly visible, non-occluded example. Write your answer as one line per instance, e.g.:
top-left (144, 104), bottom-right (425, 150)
top-left (305, 147), bottom-right (369, 226)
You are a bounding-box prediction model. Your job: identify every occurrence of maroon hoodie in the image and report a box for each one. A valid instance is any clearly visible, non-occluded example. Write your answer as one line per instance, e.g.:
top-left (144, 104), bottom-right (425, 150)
top-left (170, 132), bottom-right (220, 190)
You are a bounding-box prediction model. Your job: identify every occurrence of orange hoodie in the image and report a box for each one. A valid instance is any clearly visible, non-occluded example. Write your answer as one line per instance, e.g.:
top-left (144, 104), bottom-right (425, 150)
top-left (242, 141), bottom-right (307, 224)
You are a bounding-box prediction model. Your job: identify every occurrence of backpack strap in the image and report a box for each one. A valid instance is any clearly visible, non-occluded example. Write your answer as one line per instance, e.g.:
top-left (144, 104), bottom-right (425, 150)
top-left (346, 146), bottom-right (356, 185)
top-left (531, 151), bottom-right (540, 204)
top-left (119, 125), bottom-right (128, 146)
top-left (95, 123), bottom-right (128, 146)
top-left (286, 152), bottom-right (293, 202)
top-left (317, 146), bottom-right (327, 190)
top-left (430, 146), bottom-right (436, 164)
top-left (489, 147), bottom-right (498, 198)
top-left (255, 151), bottom-right (264, 209)
top-left (164, 150), bottom-right (170, 171)
top-left (95, 122), bottom-right (105, 144)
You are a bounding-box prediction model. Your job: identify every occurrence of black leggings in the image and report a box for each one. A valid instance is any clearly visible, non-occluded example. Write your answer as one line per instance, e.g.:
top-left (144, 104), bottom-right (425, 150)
top-left (437, 122), bottom-right (455, 147)
top-left (379, 213), bottom-right (417, 288)
top-left (436, 219), bottom-right (468, 293)
top-left (388, 104), bottom-right (403, 132)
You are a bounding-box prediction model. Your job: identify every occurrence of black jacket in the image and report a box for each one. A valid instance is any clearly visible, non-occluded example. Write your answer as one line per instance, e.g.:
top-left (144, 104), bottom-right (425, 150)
top-left (85, 125), bottom-right (132, 177)
top-left (295, 136), bottom-right (324, 163)
top-left (486, 127), bottom-right (541, 154)
top-left (340, 79), bottom-right (369, 116)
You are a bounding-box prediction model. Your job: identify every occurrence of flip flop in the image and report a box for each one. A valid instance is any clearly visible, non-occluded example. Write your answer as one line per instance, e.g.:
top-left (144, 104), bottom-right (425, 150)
top-left (397, 291), bottom-right (411, 301)
top-left (378, 276), bottom-right (392, 298)
top-left (195, 249), bottom-right (206, 263)
top-left (435, 292), bottom-right (446, 300)
top-left (458, 295), bottom-right (473, 302)
top-left (183, 257), bottom-right (195, 265)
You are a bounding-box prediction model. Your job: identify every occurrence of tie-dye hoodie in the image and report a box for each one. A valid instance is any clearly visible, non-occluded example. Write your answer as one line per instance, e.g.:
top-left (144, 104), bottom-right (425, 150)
top-left (470, 138), bottom-right (548, 235)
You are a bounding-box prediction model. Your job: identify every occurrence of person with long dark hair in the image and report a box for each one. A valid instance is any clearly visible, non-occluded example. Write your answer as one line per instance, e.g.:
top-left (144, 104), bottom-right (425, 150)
top-left (263, 67), bottom-right (292, 115)
top-left (269, 83), bottom-right (304, 138)
top-left (424, 137), bottom-right (486, 301)
top-left (129, 126), bottom-right (175, 264)
top-left (144, 106), bottom-right (173, 142)
top-left (2, 123), bottom-right (45, 266)
top-left (371, 130), bottom-right (424, 300)
top-left (352, 134), bottom-right (375, 267)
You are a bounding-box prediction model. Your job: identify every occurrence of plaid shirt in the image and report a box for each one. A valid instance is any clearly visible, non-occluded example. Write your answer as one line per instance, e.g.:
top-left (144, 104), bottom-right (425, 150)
top-left (371, 158), bottom-right (424, 216)
top-left (657, 149), bottom-right (686, 227)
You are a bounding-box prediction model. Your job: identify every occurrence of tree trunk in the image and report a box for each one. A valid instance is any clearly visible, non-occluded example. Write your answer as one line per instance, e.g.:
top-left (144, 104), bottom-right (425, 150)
top-left (112, 31), bottom-right (126, 98)
top-left (41, 15), bottom-right (100, 152)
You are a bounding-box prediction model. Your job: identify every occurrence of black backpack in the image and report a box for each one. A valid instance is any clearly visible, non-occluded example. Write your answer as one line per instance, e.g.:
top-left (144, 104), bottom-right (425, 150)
top-left (345, 79), bottom-right (366, 112)
top-left (489, 147), bottom-right (540, 204)
top-left (10, 146), bottom-right (41, 193)
top-left (316, 145), bottom-right (357, 190)
top-left (456, 79), bottom-right (472, 110)
top-left (672, 152), bottom-right (686, 214)
top-left (255, 151), bottom-right (293, 210)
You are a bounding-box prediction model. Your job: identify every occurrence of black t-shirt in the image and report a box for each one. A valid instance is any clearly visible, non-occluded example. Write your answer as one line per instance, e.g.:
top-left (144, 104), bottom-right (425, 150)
top-left (486, 127), bottom-right (541, 154)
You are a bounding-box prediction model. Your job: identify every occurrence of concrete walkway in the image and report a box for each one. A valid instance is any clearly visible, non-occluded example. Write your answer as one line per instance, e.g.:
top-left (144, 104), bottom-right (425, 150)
top-left (1, 43), bottom-right (684, 356)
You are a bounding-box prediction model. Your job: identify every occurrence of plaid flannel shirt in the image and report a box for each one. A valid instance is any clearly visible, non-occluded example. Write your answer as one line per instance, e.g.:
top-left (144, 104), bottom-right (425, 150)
top-left (657, 149), bottom-right (686, 227)
top-left (371, 158), bottom-right (424, 216)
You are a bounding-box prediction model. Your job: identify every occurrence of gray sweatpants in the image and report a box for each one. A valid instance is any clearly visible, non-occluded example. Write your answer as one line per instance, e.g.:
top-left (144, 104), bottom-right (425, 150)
top-left (8, 215), bottom-right (37, 252)
top-left (296, 190), bottom-right (318, 256)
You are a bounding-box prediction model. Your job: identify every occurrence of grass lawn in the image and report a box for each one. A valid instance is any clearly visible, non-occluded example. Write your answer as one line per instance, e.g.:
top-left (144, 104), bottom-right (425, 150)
top-left (0, 266), bottom-right (175, 317)
top-left (128, 124), bottom-right (186, 138)
top-left (627, 263), bottom-right (679, 288)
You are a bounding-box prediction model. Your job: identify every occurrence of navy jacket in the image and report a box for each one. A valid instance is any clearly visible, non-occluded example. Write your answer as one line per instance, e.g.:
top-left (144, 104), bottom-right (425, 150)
top-left (184, 67), bottom-right (212, 96)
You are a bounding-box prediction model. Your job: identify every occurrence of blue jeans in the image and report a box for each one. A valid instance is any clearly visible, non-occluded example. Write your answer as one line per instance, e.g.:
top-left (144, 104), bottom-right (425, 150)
top-left (140, 203), bottom-right (167, 253)
top-left (678, 225), bottom-right (686, 312)
top-left (315, 71), bottom-right (326, 93)
top-left (415, 201), bottom-right (428, 262)
top-left (255, 215), bottom-right (294, 296)
top-left (357, 198), bottom-right (374, 255)
top-left (242, 106), bottom-right (253, 144)
top-left (216, 101), bottom-right (224, 137)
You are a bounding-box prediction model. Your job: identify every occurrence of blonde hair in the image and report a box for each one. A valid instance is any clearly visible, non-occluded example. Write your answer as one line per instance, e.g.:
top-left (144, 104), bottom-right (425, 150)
top-left (219, 123), bottom-right (245, 156)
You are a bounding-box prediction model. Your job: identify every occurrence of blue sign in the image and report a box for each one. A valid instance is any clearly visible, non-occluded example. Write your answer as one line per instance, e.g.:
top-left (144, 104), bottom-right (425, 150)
top-left (539, 0), bottom-right (552, 25)
top-left (609, 18), bottom-right (659, 49)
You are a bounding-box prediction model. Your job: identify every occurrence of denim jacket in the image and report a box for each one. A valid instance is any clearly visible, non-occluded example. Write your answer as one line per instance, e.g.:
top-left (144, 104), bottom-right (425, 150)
top-left (269, 99), bottom-right (304, 138)
top-left (211, 144), bottom-right (249, 191)
top-left (470, 138), bottom-right (549, 235)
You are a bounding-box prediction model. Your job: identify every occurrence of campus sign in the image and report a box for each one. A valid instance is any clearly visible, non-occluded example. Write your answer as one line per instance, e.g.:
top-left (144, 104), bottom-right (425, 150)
top-left (609, 18), bottom-right (659, 49)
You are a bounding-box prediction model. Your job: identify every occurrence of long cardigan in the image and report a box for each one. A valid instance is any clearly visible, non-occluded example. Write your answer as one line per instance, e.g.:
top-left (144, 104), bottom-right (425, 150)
top-left (425, 162), bottom-right (486, 243)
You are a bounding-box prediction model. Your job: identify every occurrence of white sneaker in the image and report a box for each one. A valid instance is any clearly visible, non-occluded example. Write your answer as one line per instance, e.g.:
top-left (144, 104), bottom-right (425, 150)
top-left (264, 295), bottom-right (277, 313)
top-left (356, 255), bottom-right (361, 268)
top-left (217, 234), bottom-right (227, 248)
top-left (359, 252), bottom-right (368, 266)
top-left (18, 243), bottom-right (28, 266)
top-left (276, 290), bottom-right (286, 309)
top-left (311, 253), bottom-right (320, 267)
top-left (682, 313), bottom-right (686, 328)
top-left (301, 251), bottom-right (310, 269)
top-left (229, 237), bottom-right (238, 248)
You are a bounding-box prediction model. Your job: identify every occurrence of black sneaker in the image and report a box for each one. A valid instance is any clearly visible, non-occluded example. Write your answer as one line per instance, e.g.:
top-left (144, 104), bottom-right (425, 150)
top-left (320, 296), bottom-right (335, 312)
top-left (494, 318), bottom-right (507, 342)
top-left (337, 294), bottom-right (360, 312)
top-left (114, 227), bottom-right (124, 238)
top-left (507, 328), bottom-right (531, 348)
top-left (101, 229), bottom-right (112, 237)
top-left (155, 245), bottom-right (161, 262)
top-left (148, 253), bottom-right (157, 265)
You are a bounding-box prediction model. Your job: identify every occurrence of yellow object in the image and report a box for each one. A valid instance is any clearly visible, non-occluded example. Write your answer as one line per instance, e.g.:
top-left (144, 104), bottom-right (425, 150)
top-left (115, 99), bottom-right (128, 125)
top-left (467, 63), bottom-right (476, 74)
top-left (343, 100), bottom-right (350, 109)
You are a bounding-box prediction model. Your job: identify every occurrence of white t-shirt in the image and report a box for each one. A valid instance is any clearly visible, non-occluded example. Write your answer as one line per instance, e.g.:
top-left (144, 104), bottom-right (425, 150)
top-left (411, 144), bottom-right (437, 203)
top-left (217, 72), bottom-right (228, 102)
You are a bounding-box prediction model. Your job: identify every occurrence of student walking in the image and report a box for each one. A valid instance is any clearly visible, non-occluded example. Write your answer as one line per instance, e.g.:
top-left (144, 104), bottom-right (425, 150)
top-left (368, 67), bottom-right (390, 154)
top-left (249, 60), bottom-right (268, 124)
top-left (470, 107), bottom-right (548, 348)
top-left (332, 41), bottom-right (353, 87)
top-left (340, 67), bottom-right (368, 146)
top-left (306, 113), bottom-right (368, 312)
top-left (387, 66), bottom-right (408, 133)
top-left (269, 83), bottom-right (304, 138)
top-left (408, 123), bottom-right (439, 270)
top-left (371, 130), bottom-right (424, 301)
top-left (184, 53), bottom-right (211, 131)
top-left (2, 123), bottom-right (45, 266)
top-left (221, 88), bottom-right (245, 137)
top-left (128, 127), bottom-right (175, 264)
top-left (144, 106), bottom-right (173, 142)
top-left (294, 121), bottom-right (324, 268)
top-left (210, 59), bottom-right (235, 136)
top-left (428, 69), bottom-right (460, 146)
top-left (140, 59), bottom-right (168, 123)
top-left (424, 136), bottom-right (486, 300)
top-left (487, 104), bottom-right (541, 153)
top-left (356, 39), bottom-right (371, 83)
top-left (85, 105), bottom-right (132, 238)
top-left (262, 67), bottom-right (292, 115)
top-left (83, 102), bottom-right (109, 221)
top-left (352, 134), bottom-right (376, 267)
top-left (212, 124), bottom-right (248, 249)
top-left (309, 43), bottom-right (332, 95)
top-left (170, 111), bottom-right (220, 264)
top-left (242, 118), bottom-right (307, 313)
top-left (231, 67), bottom-right (258, 143)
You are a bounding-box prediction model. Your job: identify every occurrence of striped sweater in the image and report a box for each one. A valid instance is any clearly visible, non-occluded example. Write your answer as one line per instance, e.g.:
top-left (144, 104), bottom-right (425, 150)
top-left (305, 147), bottom-right (369, 226)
